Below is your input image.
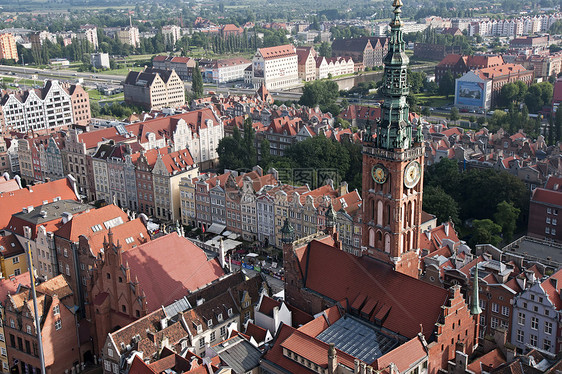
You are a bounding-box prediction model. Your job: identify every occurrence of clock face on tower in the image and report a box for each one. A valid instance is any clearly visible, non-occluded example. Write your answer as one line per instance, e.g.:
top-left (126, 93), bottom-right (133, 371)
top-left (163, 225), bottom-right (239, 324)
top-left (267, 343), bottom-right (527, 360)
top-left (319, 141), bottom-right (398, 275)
top-left (404, 161), bottom-right (421, 188)
top-left (371, 164), bottom-right (388, 184)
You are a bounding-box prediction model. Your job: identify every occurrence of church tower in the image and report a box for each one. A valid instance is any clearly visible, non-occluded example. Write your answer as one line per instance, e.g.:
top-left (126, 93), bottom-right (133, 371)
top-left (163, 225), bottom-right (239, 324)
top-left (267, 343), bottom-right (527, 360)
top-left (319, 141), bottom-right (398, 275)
top-left (362, 0), bottom-right (425, 278)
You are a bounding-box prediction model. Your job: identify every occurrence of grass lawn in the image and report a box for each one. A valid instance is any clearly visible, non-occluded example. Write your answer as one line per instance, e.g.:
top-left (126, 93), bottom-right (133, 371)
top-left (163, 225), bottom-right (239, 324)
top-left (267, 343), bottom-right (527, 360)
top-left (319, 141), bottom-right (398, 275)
top-left (103, 66), bottom-right (143, 76)
top-left (414, 94), bottom-right (451, 107)
top-left (86, 88), bottom-right (124, 103)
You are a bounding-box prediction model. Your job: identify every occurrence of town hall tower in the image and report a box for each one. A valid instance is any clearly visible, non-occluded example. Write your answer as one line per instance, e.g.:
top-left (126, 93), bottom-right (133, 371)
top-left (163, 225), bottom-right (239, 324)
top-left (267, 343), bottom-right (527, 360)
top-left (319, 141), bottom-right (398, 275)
top-left (362, 0), bottom-right (425, 278)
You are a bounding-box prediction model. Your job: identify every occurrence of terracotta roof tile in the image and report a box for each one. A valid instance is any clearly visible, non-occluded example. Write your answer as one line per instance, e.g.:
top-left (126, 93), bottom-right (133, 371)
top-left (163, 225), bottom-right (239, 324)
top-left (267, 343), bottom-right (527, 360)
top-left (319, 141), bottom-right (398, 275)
top-left (122, 232), bottom-right (225, 312)
top-left (297, 239), bottom-right (449, 340)
top-left (0, 178), bottom-right (79, 231)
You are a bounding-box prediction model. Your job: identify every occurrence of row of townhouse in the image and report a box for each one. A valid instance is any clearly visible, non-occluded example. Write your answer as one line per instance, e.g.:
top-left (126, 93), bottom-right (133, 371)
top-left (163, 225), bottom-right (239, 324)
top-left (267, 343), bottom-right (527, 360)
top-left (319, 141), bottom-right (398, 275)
top-left (0, 80), bottom-right (90, 133)
top-left (423, 124), bottom-right (561, 192)
top-left (100, 272), bottom-right (266, 373)
top-left (14, 108), bottom-right (223, 206)
top-left (296, 46), bottom-right (354, 82)
top-left (418, 212), bottom-right (562, 357)
top-left (466, 14), bottom-right (562, 37)
top-left (179, 166), bottom-right (363, 252)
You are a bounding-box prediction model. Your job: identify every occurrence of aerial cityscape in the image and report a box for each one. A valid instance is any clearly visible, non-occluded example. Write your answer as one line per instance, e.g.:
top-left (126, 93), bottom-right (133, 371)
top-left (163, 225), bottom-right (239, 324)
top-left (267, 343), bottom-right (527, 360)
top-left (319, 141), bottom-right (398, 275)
top-left (0, 0), bottom-right (560, 372)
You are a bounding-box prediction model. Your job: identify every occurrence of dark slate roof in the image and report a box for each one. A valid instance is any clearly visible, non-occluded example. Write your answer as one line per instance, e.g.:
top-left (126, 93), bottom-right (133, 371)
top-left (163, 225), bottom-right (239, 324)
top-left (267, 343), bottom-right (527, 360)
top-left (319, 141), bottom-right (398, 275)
top-left (212, 335), bottom-right (261, 372)
top-left (332, 37), bottom-right (371, 53)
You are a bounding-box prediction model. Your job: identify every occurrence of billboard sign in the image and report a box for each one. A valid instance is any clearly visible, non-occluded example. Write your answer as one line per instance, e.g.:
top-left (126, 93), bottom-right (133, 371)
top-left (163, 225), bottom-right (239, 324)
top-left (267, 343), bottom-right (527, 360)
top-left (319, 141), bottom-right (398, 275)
top-left (254, 61), bottom-right (264, 78)
top-left (456, 80), bottom-right (485, 107)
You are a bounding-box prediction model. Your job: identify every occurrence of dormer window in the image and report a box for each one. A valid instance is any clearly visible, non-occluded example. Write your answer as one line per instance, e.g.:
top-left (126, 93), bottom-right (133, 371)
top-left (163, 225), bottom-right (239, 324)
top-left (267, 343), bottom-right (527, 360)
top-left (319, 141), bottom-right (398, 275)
top-left (197, 324), bottom-right (202, 333)
top-left (227, 308), bottom-right (233, 317)
top-left (207, 319), bottom-right (213, 328)
top-left (217, 313), bottom-right (223, 322)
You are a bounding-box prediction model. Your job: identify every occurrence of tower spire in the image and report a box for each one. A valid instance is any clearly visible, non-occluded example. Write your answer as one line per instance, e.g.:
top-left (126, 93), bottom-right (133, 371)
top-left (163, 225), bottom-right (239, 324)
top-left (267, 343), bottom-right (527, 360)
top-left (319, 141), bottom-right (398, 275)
top-left (470, 263), bottom-right (483, 315)
top-left (373, 0), bottom-right (414, 151)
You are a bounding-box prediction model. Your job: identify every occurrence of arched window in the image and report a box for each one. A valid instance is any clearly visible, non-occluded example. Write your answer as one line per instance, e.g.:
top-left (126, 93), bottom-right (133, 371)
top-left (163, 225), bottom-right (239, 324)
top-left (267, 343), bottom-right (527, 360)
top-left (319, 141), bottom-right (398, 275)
top-left (377, 201), bottom-right (383, 226)
top-left (384, 233), bottom-right (391, 253)
top-left (386, 205), bottom-right (391, 226)
top-left (369, 228), bottom-right (375, 247)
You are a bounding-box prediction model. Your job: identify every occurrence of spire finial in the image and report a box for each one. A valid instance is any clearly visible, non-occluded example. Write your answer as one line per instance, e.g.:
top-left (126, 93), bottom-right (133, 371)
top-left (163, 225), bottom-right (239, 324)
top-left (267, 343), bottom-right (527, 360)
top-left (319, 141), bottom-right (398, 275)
top-left (470, 263), bottom-right (483, 316)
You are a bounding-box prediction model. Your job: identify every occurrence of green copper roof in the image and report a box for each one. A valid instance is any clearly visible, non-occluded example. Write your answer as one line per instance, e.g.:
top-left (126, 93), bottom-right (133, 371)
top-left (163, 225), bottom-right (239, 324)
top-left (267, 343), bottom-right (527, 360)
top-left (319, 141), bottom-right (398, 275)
top-left (281, 218), bottom-right (295, 242)
top-left (470, 263), bottom-right (483, 316)
top-left (369, 0), bottom-right (423, 150)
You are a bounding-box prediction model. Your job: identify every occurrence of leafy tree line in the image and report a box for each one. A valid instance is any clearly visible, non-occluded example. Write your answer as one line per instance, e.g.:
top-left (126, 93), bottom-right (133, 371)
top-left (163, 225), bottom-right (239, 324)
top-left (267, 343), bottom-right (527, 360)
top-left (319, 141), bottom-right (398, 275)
top-left (405, 28), bottom-right (475, 55)
top-left (423, 159), bottom-right (529, 247)
top-left (217, 125), bottom-right (363, 192)
top-left (299, 80), bottom-right (342, 116)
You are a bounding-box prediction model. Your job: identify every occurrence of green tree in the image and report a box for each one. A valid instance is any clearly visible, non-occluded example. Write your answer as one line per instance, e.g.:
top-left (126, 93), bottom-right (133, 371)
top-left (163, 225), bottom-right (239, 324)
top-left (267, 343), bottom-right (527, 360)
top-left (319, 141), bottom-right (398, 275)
top-left (259, 138), bottom-right (272, 169)
top-left (90, 101), bottom-right (100, 118)
top-left (423, 185), bottom-right (460, 225)
top-left (494, 201), bottom-right (520, 242)
top-left (438, 71), bottom-right (455, 98)
top-left (191, 62), bottom-right (204, 99)
top-left (299, 80), bottom-right (339, 110)
top-left (471, 219), bottom-right (502, 247)
top-left (217, 137), bottom-right (244, 171)
top-left (318, 42), bottom-right (332, 58)
top-left (449, 107), bottom-right (460, 123)
top-left (498, 82), bottom-right (519, 107)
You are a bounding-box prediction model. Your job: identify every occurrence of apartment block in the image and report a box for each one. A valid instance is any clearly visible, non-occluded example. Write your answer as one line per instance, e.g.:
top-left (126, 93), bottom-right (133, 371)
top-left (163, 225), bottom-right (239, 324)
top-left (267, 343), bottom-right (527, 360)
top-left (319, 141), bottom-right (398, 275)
top-left (247, 44), bottom-right (299, 90)
top-left (123, 68), bottom-right (185, 110)
top-left (0, 33), bottom-right (18, 62)
top-left (0, 80), bottom-right (90, 133)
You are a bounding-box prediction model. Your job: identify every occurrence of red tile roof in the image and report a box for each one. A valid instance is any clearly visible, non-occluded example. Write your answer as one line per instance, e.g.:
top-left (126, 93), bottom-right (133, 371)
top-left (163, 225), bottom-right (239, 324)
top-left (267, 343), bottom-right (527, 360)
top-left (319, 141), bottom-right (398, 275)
top-left (0, 233), bottom-right (25, 258)
top-left (258, 44), bottom-right (296, 60)
top-left (297, 239), bottom-right (449, 340)
top-left (245, 322), bottom-right (268, 343)
top-left (258, 295), bottom-right (280, 316)
top-left (55, 204), bottom-right (129, 242)
top-left (0, 179), bottom-right (20, 193)
top-left (467, 348), bottom-right (506, 374)
top-left (122, 232), bottom-right (225, 312)
top-left (82, 218), bottom-right (149, 257)
top-left (531, 188), bottom-right (562, 207)
top-left (545, 175), bottom-right (562, 191)
top-left (263, 324), bottom-right (317, 373)
top-left (0, 272), bottom-right (31, 304)
top-left (281, 329), bottom-right (357, 369)
top-left (541, 269), bottom-right (562, 310)
top-left (374, 336), bottom-right (427, 371)
top-left (0, 178), bottom-right (79, 231)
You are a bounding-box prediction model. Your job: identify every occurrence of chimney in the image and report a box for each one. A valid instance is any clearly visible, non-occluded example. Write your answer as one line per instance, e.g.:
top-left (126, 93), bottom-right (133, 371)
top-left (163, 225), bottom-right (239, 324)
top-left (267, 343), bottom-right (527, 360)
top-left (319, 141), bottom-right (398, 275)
top-left (61, 212), bottom-right (73, 224)
top-left (339, 181), bottom-right (348, 196)
top-left (328, 343), bottom-right (337, 374)
top-left (444, 222), bottom-right (449, 236)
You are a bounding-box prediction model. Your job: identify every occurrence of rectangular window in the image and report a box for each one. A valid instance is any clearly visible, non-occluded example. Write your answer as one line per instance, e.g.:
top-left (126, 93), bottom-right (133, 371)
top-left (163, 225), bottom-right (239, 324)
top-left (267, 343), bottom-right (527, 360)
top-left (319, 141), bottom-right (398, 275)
top-left (501, 306), bottom-right (509, 317)
top-left (220, 326), bottom-right (226, 336)
top-left (545, 321), bottom-right (553, 335)
top-left (518, 312), bottom-right (525, 325)
top-left (210, 331), bottom-right (216, 341)
top-left (491, 317), bottom-right (498, 329)
top-left (53, 305), bottom-right (60, 315)
top-left (199, 337), bottom-right (205, 348)
top-left (104, 360), bottom-right (111, 371)
top-left (55, 319), bottom-right (62, 330)
top-left (530, 334), bottom-right (538, 347)
top-left (544, 339), bottom-right (552, 351)
top-left (492, 303), bottom-right (499, 313)
top-left (12, 257), bottom-right (19, 264)
top-left (517, 329), bottom-right (524, 343)
top-left (531, 317), bottom-right (539, 330)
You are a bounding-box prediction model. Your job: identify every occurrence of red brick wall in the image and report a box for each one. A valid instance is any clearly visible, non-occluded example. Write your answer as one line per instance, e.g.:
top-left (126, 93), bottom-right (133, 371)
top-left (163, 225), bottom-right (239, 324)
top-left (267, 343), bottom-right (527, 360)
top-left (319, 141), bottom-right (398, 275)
top-left (427, 286), bottom-right (477, 374)
top-left (5, 296), bottom-right (80, 374)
